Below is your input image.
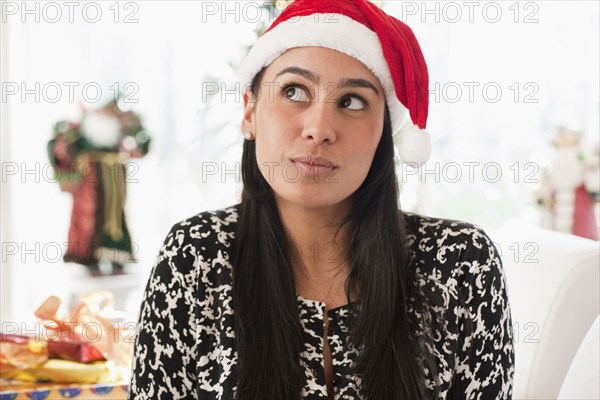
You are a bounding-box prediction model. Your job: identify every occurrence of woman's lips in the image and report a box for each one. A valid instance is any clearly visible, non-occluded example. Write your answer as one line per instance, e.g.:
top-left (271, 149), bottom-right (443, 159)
top-left (290, 156), bottom-right (338, 178)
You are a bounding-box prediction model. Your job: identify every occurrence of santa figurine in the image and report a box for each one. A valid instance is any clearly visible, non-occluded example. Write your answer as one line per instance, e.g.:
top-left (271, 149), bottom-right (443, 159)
top-left (537, 127), bottom-right (599, 241)
top-left (47, 97), bottom-right (152, 275)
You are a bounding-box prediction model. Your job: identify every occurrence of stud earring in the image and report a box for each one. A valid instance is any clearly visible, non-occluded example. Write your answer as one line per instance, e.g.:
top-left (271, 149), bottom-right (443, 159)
top-left (243, 131), bottom-right (254, 141)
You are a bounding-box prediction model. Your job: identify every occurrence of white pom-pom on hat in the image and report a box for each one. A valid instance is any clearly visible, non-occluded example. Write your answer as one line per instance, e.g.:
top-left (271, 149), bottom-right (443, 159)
top-left (396, 125), bottom-right (432, 165)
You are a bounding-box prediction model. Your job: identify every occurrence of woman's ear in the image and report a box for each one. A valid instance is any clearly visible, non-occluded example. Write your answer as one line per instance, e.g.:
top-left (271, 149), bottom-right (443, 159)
top-left (241, 88), bottom-right (256, 135)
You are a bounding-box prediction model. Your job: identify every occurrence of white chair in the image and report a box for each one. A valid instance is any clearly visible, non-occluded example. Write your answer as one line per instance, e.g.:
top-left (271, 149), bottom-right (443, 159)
top-left (491, 221), bottom-right (599, 400)
top-left (558, 313), bottom-right (600, 400)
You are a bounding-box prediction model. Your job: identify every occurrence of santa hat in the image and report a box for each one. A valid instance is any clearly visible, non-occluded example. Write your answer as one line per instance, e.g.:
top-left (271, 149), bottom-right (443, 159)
top-left (237, 0), bottom-right (432, 164)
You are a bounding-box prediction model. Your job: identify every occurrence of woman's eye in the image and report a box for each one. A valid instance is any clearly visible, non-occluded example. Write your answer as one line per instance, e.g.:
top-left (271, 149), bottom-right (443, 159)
top-left (282, 85), bottom-right (309, 102)
top-left (340, 96), bottom-right (367, 111)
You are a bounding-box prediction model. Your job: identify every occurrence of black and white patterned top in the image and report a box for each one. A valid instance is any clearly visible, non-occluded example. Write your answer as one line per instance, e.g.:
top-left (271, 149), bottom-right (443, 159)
top-left (127, 203), bottom-right (514, 399)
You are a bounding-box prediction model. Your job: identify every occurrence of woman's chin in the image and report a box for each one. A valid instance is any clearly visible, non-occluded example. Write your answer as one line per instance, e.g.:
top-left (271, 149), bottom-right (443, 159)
top-left (274, 186), bottom-right (351, 210)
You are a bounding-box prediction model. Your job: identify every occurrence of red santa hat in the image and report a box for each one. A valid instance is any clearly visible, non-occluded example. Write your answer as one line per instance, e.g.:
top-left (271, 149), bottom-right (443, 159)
top-left (237, 0), bottom-right (432, 164)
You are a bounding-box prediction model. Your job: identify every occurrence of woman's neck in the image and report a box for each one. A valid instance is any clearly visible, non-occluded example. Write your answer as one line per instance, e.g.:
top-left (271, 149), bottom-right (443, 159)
top-left (274, 196), bottom-right (353, 302)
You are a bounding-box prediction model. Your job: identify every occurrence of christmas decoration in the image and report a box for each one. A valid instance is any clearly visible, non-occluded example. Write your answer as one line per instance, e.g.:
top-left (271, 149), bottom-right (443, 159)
top-left (1, 291), bottom-right (132, 386)
top-left (47, 97), bottom-right (151, 275)
top-left (537, 127), bottom-right (599, 240)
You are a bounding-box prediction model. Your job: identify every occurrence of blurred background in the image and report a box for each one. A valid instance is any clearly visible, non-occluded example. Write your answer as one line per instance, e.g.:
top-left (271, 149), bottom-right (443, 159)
top-left (1, 0), bottom-right (599, 397)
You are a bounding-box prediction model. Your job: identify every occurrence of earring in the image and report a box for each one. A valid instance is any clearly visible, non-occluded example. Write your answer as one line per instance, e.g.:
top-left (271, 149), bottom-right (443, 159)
top-left (243, 131), bottom-right (254, 141)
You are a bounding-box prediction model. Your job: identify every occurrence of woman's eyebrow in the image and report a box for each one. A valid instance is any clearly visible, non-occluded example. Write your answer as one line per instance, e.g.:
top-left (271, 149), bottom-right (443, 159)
top-left (276, 66), bottom-right (319, 84)
top-left (339, 78), bottom-right (380, 98)
top-left (275, 66), bottom-right (380, 97)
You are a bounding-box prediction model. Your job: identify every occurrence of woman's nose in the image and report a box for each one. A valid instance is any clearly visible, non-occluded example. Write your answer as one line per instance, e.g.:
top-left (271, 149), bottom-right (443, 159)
top-left (301, 102), bottom-right (337, 145)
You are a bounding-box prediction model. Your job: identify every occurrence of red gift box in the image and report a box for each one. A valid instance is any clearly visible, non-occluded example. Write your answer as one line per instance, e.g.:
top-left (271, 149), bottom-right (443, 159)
top-left (47, 337), bottom-right (105, 363)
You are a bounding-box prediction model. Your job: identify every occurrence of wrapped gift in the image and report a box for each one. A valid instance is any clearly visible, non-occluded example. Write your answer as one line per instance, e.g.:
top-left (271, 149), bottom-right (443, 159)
top-left (0, 334), bottom-right (48, 373)
top-left (34, 290), bottom-right (134, 379)
top-left (47, 337), bottom-right (105, 363)
top-left (0, 291), bottom-right (134, 386)
top-left (0, 359), bottom-right (117, 384)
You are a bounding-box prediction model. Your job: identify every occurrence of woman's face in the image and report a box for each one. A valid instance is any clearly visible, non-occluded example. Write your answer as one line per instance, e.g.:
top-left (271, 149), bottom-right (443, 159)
top-left (242, 47), bottom-right (386, 210)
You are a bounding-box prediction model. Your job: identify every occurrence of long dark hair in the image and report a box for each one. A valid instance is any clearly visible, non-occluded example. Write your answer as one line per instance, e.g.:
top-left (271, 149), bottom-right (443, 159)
top-left (232, 66), bottom-right (440, 399)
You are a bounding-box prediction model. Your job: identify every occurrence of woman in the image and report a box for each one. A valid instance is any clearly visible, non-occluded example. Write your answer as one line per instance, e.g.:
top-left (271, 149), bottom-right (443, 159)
top-left (127, 1), bottom-right (515, 399)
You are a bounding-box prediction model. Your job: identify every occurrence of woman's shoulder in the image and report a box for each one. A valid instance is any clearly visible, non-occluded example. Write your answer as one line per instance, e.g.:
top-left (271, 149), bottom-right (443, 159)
top-left (152, 203), bottom-right (241, 277)
top-left (172, 202), bottom-right (241, 230)
top-left (403, 210), bottom-right (486, 236)
top-left (402, 211), bottom-right (501, 277)
top-left (166, 203), bottom-right (241, 252)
